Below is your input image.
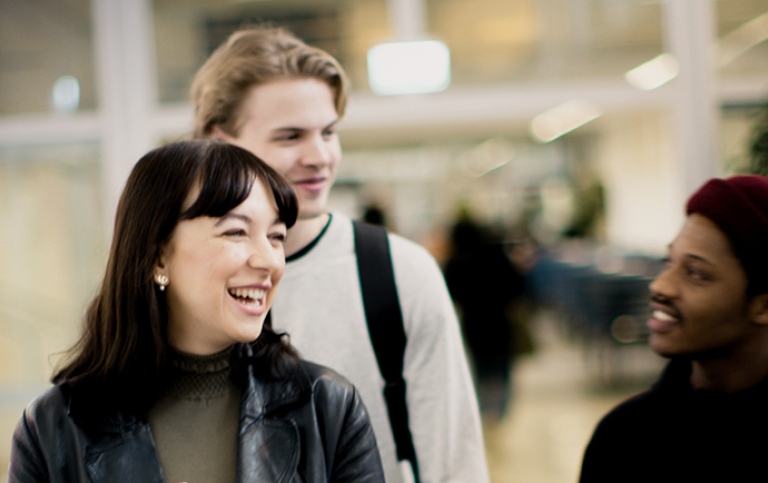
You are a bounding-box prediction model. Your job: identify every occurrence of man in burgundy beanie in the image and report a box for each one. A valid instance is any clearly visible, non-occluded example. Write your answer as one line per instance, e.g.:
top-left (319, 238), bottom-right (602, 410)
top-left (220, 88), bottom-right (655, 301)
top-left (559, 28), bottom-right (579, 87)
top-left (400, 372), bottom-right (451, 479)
top-left (580, 175), bottom-right (768, 483)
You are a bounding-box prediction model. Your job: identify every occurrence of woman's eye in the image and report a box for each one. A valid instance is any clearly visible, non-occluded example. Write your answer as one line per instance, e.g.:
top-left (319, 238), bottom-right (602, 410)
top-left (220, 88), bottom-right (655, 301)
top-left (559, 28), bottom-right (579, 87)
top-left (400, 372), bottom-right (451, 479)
top-left (270, 232), bottom-right (286, 243)
top-left (224, 229), bottom-right (247, 237)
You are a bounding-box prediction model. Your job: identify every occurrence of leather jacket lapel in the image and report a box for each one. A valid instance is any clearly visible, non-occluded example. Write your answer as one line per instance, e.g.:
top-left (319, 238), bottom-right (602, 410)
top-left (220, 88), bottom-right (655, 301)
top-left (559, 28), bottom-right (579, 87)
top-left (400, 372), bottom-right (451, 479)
top-left (238, 417), bottom-right (300, 483)
top-left (237, 351), bottom-right (311, 482)
top-left (84, 424), bottom-right (164, 483)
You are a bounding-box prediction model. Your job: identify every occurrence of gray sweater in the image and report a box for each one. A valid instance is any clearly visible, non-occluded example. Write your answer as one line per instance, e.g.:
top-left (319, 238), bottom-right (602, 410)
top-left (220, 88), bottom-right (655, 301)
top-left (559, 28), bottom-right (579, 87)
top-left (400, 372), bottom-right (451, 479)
top-left (271, 213), bottom-right (489, 483)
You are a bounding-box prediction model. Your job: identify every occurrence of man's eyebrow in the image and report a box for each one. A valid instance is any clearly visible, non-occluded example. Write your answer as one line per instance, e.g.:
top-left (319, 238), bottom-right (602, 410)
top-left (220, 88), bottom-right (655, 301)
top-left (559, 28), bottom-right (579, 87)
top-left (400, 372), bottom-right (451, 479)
top-left (214, 212), bottom-right (250, 226)
top-left (667, 242), bottom-right (716, 266)
top-left (684, 253), bottom-right (715, 266)
top-left (272, 119), bottom-right (340, 133)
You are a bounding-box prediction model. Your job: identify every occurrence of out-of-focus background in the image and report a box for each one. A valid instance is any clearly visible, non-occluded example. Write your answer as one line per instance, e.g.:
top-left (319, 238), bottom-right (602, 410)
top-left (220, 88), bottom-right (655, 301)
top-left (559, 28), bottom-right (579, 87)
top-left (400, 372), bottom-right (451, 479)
top-left (1, 0), bottom-right (767, 480)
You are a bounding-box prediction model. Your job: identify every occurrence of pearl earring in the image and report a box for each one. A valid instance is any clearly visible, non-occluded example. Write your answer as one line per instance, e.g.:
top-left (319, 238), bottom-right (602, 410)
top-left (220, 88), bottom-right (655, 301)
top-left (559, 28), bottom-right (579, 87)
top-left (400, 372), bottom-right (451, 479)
top-left (156, 274), bottom-right (169, 291)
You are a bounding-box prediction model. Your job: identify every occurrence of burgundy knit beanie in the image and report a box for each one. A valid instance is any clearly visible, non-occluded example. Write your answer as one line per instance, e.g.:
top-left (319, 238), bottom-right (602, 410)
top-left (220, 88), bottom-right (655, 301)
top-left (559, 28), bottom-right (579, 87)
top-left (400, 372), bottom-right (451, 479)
top-left (686, 175), bottom-right (768, 294)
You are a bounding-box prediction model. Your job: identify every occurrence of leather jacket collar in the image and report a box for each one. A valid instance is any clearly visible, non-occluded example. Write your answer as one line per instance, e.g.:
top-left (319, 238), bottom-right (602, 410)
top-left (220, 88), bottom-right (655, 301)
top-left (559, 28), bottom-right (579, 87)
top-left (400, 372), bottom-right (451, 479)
top-left (67, 344), bottom-right (316, 482)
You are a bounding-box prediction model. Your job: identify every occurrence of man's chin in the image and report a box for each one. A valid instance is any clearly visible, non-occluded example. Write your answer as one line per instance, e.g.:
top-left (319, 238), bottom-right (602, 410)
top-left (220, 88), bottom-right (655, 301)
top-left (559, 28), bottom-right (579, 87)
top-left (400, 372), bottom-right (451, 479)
top-left (649, 336), bottom-right (676, 359)
top-left (297, 210), bottom-right (328, 220)
top-left (295, 196), bottom-right (330, 220)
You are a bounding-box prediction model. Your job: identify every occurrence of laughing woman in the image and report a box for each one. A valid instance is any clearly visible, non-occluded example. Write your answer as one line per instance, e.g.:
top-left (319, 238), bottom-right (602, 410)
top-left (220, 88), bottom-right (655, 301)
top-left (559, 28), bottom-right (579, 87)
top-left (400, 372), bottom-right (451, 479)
top-left (9, 140), bottom-right (383, 483)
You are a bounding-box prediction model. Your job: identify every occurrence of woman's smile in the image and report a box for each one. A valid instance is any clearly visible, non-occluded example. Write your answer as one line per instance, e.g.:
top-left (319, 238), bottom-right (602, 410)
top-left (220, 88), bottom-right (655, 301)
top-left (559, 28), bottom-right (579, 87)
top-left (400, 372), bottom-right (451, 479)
top-left (158, 180), bottom-right (287, 355)
top-left (228, 286), bottom-right (269, 313)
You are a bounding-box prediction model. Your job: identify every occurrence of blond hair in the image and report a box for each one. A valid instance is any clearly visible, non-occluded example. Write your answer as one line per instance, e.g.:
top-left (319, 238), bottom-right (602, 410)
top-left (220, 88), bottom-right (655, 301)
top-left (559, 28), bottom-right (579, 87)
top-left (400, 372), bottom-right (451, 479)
top-left (191, 26), bottom-right (349, 138)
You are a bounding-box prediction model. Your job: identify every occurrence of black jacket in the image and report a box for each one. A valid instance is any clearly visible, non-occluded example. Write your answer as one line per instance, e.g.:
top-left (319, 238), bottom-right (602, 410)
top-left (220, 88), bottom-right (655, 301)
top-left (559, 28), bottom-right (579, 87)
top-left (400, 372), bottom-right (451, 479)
top-left (579, 359), bottom-right (768, 483)
top-left (9, 356), bottom-right (384, 482)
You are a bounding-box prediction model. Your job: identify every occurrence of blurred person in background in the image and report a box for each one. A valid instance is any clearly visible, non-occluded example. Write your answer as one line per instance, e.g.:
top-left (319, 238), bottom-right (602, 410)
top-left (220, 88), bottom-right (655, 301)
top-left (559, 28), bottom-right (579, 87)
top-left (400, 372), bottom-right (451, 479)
top-left (191, 26), bottom-right (488, 483)
top-left (444, 208), bottom-right (525, 424)
top-left (361, 202), bottom-right (388, 227)
top-left (9, 140), bottom-right (383, 482)
top-left (579, 175), bottom-right (768, 482)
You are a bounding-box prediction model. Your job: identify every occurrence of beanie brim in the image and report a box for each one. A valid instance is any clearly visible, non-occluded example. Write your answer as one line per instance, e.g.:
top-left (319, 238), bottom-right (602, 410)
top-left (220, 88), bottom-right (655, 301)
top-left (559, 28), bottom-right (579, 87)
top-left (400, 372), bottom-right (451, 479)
top-left (686, 175), bottom-right (768, 294)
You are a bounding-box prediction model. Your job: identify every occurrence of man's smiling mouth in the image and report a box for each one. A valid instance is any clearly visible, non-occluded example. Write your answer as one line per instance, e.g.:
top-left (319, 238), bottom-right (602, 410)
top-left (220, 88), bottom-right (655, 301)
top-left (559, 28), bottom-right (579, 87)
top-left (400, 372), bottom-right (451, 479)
top-left (651, 310), bottom-right (679, 323)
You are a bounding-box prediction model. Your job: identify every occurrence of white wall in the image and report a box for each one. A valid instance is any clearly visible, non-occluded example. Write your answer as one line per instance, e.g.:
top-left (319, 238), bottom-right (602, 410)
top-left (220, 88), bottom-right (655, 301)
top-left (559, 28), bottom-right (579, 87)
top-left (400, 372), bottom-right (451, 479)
top-left (597, 111), bottom-right (686, 255)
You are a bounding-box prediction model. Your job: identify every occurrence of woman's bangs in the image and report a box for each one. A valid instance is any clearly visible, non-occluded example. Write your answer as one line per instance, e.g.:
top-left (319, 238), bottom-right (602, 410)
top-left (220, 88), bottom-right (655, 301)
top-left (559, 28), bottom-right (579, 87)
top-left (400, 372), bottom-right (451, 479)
top-left (180, 150), bottom-right (254, 220)
top-left (269, 177), bottom-right (298, 228)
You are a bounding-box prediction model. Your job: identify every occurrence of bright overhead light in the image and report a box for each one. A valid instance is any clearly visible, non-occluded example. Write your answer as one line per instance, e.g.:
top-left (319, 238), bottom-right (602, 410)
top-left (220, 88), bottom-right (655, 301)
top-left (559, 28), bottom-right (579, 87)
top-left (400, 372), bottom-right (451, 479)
top-left (367, 40), bottom-right (451, 96)
top-left (624, 53), bottom-right (679, 90)
top-left (458, 137), bottom-right (515, 178)
top-left (718, 12), bottom-right (768, 67)
top-left (51, 76), bottom-right (80, 114)
top-left (530, 100), bottom-right (602, 143)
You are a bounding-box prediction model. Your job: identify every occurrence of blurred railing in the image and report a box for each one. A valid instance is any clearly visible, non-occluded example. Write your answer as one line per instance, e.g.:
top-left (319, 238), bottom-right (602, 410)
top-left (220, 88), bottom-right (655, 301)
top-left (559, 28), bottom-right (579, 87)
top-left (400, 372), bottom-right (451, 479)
top-left (0, 283), bottom-right (78, 392)
top-left (528, 242), bottom-right (665, 386)
top-left (0, 284), bottom-right (72, 477)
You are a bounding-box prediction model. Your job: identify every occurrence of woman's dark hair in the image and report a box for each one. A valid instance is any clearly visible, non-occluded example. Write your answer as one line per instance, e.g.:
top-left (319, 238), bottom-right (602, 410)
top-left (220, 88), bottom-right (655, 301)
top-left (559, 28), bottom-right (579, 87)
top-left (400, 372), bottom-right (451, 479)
top-left (53, 140), bottom-right (299, 413)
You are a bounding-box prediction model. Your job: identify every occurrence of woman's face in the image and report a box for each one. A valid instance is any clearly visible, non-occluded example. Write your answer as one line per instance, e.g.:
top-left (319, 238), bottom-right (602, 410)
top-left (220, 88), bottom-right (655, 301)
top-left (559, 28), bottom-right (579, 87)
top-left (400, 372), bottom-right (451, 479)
top-left (156, 179), bottom-right (287, 355)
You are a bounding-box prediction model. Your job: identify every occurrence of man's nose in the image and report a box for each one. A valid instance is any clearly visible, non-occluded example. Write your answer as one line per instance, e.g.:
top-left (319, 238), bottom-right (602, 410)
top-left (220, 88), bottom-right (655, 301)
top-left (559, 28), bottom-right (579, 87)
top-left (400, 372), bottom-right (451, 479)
top-left (649, 268), bottom-right (676, 300)
top-left (300, 135), bottom-right (333, 167)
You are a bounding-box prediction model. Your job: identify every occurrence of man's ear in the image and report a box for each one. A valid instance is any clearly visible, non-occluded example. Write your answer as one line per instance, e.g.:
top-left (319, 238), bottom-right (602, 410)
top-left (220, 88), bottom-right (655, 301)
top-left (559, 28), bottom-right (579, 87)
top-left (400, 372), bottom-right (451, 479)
top-left (749, 293), bottom-right (768, 325)
top-left (209, 125), bottom-right (233, 142)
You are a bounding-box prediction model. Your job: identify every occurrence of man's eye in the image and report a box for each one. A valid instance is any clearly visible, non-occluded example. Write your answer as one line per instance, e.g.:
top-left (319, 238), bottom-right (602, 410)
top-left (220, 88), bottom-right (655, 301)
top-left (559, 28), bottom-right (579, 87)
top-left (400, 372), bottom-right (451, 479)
top-left (270, 233), bottom-right (286, 243)
top-left (224, 229), bottom-right (246, 236)
top-left (276, 133), bottom-right (300, 142)
top-left (686, 267), bottom-right (708, 280)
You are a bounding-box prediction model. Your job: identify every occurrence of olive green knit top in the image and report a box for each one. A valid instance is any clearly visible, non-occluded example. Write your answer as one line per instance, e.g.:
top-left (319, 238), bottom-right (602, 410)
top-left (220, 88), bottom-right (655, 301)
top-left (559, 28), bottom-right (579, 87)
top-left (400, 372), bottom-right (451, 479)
top-left (148, 347), bottom-right (242, 483)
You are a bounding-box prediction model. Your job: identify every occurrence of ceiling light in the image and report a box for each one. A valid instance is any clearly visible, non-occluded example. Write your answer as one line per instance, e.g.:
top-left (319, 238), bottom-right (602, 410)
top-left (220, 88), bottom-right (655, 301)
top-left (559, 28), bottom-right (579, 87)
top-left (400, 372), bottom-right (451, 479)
top-left (530, 100), bottom-right (602, 143)
top-left (51, 76), bottom-right (80, 114)
top-left (367, 40), bottom-right (451, 96)
top-left (624, 53), bottom-right (679, 90)
top-left (718, 12), bottom-right (768, 67)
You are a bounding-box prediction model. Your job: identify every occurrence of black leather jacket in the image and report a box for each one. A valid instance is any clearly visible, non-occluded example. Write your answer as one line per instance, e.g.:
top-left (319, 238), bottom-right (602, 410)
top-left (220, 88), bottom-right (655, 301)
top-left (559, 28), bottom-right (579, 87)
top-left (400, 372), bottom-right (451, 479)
top-left (9, 356), bottom-right (384, 482)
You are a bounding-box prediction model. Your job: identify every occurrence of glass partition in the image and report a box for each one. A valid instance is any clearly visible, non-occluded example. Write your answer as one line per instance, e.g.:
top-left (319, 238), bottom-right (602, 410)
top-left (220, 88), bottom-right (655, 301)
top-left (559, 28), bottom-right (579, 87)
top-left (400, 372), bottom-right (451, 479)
top-left (153, 0), bottom-right (390, 103)
top-left (424, 0), bottom-right (664, 87)
top-left (0, 0), bottom-right (96, 115)
top-left (0, 143), bottom-right (105, 380)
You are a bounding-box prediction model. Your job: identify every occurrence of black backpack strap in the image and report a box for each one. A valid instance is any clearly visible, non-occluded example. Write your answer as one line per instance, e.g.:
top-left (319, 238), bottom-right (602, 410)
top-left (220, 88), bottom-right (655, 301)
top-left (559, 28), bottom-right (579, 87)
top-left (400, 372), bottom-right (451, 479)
top-left (353, 220), bottom-right (420, 482)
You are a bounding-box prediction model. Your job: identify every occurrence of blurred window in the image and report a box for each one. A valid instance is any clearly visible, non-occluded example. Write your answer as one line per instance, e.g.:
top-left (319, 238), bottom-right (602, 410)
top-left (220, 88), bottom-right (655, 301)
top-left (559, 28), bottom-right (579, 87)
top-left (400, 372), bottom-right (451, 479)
top-left (425, 0), bottom-right (664, 86)
top-left (716, 0), bottom-right (768, 81)
top-left (0, 143), bottom-right (105, 383)
top-left (152, 0), bottom-right (390, 103)
top-left (0, 0), bottom-right (95, 115)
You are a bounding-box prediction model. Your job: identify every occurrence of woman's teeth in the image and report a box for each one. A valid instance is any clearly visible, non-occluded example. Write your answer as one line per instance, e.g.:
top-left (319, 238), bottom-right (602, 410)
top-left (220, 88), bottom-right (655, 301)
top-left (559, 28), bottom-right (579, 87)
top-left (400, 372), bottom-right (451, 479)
top-left (228, 288), bottom-right (266, 305)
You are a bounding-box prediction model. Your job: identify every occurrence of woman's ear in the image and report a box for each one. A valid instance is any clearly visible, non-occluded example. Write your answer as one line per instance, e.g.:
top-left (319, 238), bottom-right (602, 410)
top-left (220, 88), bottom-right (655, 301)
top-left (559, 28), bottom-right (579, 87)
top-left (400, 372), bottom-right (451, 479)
top-left (154, 243), bottom-right (170, 281)
top-left (153, 262), bottom-right (166, 281)
top-left (153, 250), bottom-right (170, 291)
top-left (749, 294), bottom-right (768, 325)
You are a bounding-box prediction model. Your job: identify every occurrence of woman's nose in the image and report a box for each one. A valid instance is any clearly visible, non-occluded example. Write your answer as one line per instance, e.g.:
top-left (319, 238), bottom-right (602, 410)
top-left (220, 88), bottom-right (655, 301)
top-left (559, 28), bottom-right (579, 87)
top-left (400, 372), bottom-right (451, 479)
top-left (247, 240), bottom-right (283, 272)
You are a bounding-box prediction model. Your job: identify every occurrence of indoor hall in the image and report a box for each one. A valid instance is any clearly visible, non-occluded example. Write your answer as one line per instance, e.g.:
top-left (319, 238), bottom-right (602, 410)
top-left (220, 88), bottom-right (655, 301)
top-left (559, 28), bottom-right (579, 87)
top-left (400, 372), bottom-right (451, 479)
top-left (483, 309), bottom-right (664, 483)
top-left (1, 0), bottom-right (768, 480)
